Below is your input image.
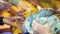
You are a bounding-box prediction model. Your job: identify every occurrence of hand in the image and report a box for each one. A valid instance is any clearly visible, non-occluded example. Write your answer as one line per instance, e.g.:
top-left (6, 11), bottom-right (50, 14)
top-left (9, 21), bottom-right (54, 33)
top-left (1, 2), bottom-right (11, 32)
top-left (3, 16), bottom-right (25, 28)
top-left (5, 16), bottom-right (25, 23)
top-left (14, 16), bottom-right (25, 24)
top-left (3, 17), bottom-right (18, 28)
top-left (32, 20), bottom-right (53, 34)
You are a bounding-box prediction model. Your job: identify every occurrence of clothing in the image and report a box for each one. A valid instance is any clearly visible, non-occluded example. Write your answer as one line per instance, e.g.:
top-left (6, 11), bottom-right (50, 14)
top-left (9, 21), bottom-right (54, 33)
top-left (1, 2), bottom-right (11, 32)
top-left (24, 8), bottom-right (60, 34)
top-left (22, 25), bottom-right (30, 34)
top-left (2, 32), bottom-right (12, 34)
top-left (0, 17), bottom-right (4, 25)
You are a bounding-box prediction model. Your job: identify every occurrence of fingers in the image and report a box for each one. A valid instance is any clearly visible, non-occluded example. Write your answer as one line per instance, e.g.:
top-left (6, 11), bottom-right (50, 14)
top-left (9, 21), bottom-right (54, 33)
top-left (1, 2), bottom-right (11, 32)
top-left (16, 16), bottom-right (25, 20)
top-left (3, 18), bottom-right (18, 28)
top-left (14, 16), bottom-right (25, 24)
top-left (4, 16), bottom-right (25, 25)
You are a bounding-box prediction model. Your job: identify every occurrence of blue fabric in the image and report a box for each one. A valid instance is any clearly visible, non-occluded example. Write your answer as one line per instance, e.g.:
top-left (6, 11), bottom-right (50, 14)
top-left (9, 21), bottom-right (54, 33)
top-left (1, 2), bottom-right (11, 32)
top-left (37, 8), bottom-right (53, 17)
top-left (24, 8), bottom-right (60, 34)
top-left (22, 25), bottom-right (28, 34)
top-left (2, 32), bottom-right (12, 34)
top-left (24, 8), bottom-right (53, 34)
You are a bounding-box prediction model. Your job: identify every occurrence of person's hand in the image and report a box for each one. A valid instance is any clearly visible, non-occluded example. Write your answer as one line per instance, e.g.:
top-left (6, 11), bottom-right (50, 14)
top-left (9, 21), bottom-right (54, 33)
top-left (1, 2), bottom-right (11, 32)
top-left (3, 17), bottom-right (18, 28)
top-left (14, 16), bottom-right (25, 24)
top-left (5, 16), bottom-right (25, 23)
top-left (32, 20), bottom-right (53, 34)
top-left (3, 16), bottom-right (25, 28)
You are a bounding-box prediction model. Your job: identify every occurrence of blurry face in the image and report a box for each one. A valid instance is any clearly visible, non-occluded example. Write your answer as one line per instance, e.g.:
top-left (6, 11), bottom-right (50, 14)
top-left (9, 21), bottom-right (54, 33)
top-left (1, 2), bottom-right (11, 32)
top-left (28, 0), bottom-right (38, 7)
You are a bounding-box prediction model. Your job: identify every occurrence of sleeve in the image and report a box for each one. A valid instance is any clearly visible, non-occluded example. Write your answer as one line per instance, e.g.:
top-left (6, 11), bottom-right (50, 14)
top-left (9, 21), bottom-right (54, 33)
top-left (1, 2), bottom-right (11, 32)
top-left (0, 17), bottom-right (4, 25)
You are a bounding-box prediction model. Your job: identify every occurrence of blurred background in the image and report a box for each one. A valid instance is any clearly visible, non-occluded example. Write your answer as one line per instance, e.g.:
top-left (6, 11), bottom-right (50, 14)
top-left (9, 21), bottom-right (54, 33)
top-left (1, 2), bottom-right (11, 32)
top-left (0, 0), bottom-right (60, 34)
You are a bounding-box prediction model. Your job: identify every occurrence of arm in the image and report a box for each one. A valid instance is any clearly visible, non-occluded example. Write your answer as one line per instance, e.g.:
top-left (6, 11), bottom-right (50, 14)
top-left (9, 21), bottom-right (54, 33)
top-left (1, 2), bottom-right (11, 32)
top-left (3, 16), bottom-right (25, 28)
top-left (3, 17), bottom-right (18, 28)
